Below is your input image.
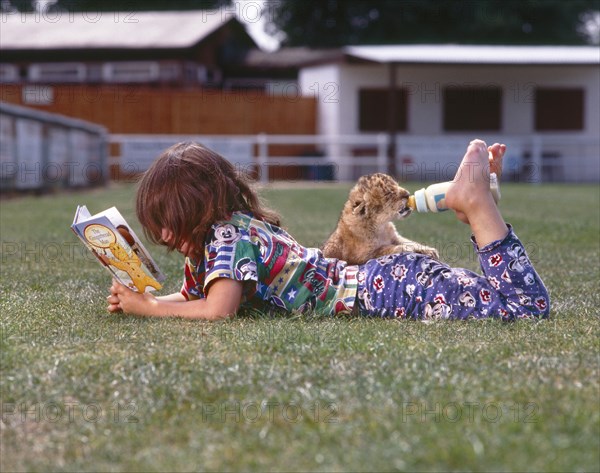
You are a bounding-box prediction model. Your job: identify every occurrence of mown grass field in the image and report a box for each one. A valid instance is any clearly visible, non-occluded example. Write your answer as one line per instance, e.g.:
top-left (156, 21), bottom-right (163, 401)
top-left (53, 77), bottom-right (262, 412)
top-left (1, 181), bottom-right (599, 472)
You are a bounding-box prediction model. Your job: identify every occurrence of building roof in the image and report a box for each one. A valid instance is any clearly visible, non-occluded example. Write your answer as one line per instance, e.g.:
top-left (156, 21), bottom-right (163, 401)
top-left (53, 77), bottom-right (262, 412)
top-left (0, 10), bottom-right (240, 50)
top-left (343, 45), bottom-right (600, 65)
top-left (238, 44), bottom-right (600, 70)
top-left (241, 47), bottom-right (342, 69)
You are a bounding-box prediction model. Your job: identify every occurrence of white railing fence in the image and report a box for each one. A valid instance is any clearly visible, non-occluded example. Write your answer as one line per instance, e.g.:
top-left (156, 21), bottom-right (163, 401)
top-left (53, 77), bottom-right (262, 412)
top-left (109, 133), bottom-right (600, 184)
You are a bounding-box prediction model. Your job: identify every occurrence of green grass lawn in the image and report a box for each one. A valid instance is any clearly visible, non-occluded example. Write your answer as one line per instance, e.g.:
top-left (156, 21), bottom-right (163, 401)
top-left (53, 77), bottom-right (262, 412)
top-left (1, 182), bottom-right (599, 472)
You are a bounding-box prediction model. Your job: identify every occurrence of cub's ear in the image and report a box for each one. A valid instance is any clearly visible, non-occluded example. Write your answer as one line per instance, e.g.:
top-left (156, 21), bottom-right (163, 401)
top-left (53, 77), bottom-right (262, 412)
top-left (352, 200), bottom-right (366, 215)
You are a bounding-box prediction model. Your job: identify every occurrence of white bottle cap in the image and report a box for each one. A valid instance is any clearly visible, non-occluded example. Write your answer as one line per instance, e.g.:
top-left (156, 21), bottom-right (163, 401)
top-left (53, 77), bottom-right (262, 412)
top-left (414, 188), bottom-right (429, 213)
top-left (490, 173), bottom-right (501, 203)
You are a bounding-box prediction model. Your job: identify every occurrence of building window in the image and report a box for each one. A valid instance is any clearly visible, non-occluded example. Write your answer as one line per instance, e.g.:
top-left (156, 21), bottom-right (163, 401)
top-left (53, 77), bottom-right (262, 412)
top-left (0, 64), bottom-right (19, 83)
top-left (443, 86), bottom-right (502, 131)
top-left (535, 88), bottom-right (584, 131)
top-left (359, 88), bottom-right (408, 132)
top-left (102, 62), bottom-right (160, 83)
top-left (28, 63), bottom-right (86, 83)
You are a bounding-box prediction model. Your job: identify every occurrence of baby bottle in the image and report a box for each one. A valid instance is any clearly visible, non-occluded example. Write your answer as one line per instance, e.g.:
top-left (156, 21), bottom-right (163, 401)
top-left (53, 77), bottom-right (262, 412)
top-left (407, 173), bottom-right (500, 213)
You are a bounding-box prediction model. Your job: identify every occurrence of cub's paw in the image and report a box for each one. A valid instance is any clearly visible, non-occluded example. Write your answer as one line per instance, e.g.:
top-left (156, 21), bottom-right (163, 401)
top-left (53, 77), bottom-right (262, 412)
top-left (414, 245), bottom-right (440, 260)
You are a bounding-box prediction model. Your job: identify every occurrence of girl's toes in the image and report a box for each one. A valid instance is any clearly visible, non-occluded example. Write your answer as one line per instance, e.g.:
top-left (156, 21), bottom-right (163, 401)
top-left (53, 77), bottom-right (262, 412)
top-left (488, 143), bottom-right (506, 177)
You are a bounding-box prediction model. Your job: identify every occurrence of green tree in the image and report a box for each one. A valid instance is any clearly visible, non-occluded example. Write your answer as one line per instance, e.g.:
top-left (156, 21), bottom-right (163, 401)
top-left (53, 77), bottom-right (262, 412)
top-left (265, 0), bottom-right (600, 46)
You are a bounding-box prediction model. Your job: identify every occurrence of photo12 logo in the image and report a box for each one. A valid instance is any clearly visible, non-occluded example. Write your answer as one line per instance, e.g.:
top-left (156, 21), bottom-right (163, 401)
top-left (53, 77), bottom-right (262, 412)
top-left (1, 401), bottom-right (139, 424)
top-left (201, 400), bottom-right (338, 424)
top-left (400, 401), bottom-right (540, 423)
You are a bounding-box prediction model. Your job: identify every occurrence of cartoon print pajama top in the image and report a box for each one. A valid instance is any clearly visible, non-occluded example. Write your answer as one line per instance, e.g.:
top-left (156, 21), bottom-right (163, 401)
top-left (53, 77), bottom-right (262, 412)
top-left (181, 212), bottom-right (359, 316)
top-left (181, 212), bottom-right (550, 320)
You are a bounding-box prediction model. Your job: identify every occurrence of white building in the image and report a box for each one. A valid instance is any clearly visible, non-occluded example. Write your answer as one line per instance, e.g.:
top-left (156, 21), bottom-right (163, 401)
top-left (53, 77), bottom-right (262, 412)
top-left (299, 45), bottom-right (600, 182)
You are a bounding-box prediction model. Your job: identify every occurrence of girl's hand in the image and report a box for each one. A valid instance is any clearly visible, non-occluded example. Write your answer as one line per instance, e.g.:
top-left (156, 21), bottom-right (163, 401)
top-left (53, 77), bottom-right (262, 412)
top-left (107, 279), bottom-right (157, 315)
top-left (106, 277), bottom-right (242, 320)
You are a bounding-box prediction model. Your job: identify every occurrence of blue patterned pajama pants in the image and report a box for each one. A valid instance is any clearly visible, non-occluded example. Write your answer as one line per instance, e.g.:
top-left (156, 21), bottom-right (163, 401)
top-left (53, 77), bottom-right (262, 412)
top-left (355, 225), bottom-right (550, 320)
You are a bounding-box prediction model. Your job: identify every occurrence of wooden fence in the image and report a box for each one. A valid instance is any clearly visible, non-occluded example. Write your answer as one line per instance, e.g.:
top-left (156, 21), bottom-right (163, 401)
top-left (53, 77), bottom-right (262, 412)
top-left (0, 85), bottom-right (316, 135)
top-left (0, 84), bottom-right (318, 180)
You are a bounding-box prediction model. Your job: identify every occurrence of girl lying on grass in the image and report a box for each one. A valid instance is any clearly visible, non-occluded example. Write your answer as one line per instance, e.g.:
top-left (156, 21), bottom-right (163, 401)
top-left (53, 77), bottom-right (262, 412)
top-left (107, 140), bottom-right (549, 321)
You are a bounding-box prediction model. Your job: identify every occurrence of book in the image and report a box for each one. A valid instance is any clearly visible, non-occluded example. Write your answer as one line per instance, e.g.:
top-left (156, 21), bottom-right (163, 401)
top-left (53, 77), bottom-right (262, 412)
top-left (71, 205), bottom-right (165, 292)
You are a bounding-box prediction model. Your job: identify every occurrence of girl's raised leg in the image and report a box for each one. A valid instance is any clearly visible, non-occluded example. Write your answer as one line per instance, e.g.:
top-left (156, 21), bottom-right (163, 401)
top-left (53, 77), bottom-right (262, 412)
top-left (445, 140), bottom-right (508, 249)
top-left (445, 140), bottom-right (550, 319)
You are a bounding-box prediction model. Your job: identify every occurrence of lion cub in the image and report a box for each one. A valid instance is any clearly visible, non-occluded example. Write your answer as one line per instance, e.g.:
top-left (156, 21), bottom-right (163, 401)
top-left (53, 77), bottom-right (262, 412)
top-left (322, 173), bottom-right (439, 265)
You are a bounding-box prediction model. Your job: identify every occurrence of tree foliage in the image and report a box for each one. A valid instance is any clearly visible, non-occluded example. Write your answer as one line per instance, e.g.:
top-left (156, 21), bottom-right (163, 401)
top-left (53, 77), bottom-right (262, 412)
top-left (4, 0), bottom-right (598, 46)
top-left (266, 0), bottom-right (600, 46)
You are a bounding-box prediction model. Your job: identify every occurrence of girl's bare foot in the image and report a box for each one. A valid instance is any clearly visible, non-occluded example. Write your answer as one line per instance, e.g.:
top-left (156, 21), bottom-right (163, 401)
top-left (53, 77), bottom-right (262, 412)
top-left (446, 139), bottom-right (509, 248)
top-left (445, 140), bottom-right (495, 221)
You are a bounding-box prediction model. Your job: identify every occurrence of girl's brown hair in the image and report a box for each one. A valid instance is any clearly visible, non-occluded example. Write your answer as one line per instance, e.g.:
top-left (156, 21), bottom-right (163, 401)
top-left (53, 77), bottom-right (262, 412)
top-left (136, 142), bottom-right (280, 257)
